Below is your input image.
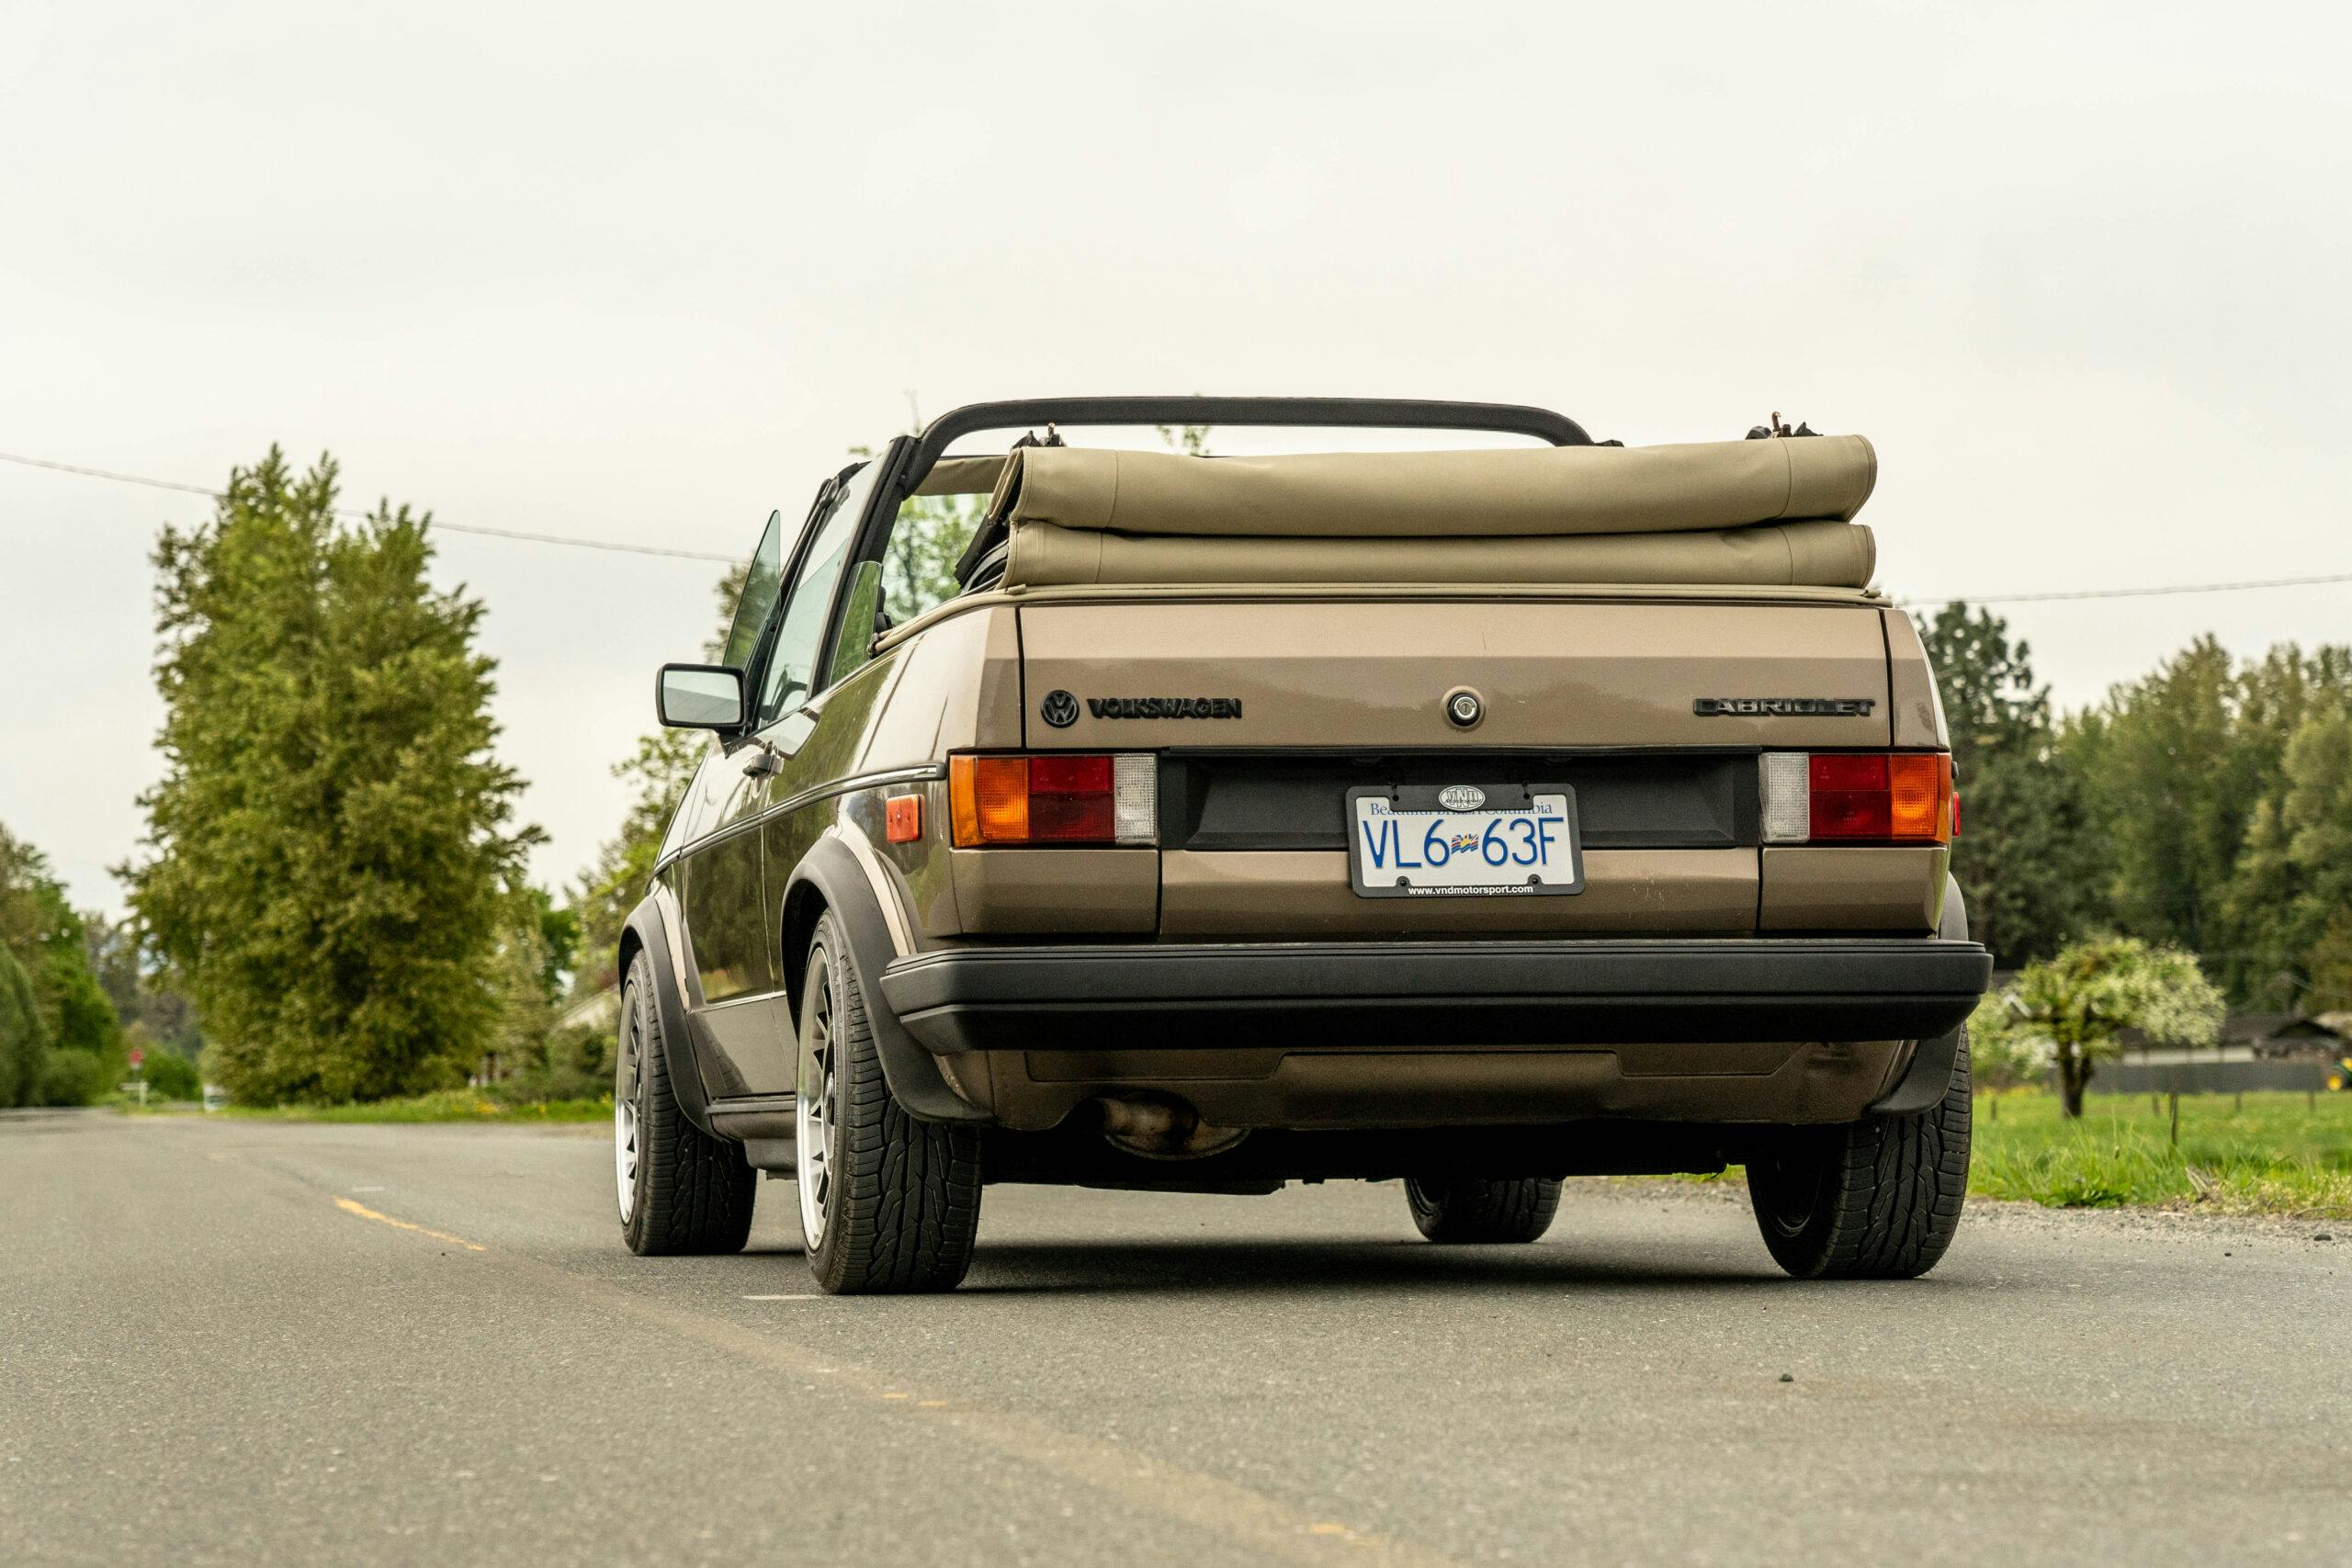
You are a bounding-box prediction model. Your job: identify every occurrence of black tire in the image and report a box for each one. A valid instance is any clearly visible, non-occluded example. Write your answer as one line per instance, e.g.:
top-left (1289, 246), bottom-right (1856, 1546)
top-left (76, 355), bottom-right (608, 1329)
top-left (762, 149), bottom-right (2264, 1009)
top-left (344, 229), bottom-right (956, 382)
top-left (796, 913), bottom-right (982, 1294)
top-left (1404, 1176), bottom-right (1563, 1244)
top-left (1745, 1032), bottom-right (1972, 1280)
top-left (616, 951), bottom-right (755, 1256)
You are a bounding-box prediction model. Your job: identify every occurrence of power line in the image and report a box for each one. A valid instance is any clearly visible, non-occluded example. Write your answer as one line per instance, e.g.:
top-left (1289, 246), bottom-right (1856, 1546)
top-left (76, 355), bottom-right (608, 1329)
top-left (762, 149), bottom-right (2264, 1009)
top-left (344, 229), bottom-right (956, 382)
top-left (10, 444), bottom-right (2352, 601)
top-left (1896, 571), bottom-right (2352, 609)
top-left (0, 448), bottom-right (741, 566)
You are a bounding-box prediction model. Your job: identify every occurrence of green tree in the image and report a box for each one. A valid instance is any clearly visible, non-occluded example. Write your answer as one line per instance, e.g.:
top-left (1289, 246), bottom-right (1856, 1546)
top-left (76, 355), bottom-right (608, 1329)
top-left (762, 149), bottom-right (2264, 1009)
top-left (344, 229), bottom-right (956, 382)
top-left (2066, 637), bottom-right (2242, 952)
top-left (569, 728), bottom-right (707, 998)
top-left (2070, 640), bottom-right (2352, 999)
top-left (1916, 604), bottom-right (2100, 964)
top-left (1973, 936), bottom-right (2224, 1117)
top-left (124, 448), bottom-right (538, 1104)
top-left (568, 558), bottom-right (755, 994)
top-left (2221, 692), bottom-right (2352, 1010)
top-left (0, 941), bottom-right (46, 1107)
top-left (0, 823), bottom-right (127, 1103)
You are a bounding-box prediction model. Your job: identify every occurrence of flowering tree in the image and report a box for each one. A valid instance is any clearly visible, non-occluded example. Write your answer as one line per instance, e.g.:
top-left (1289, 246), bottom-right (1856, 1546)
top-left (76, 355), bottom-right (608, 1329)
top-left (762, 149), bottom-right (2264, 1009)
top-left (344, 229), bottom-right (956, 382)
top-left (1973, 937), bottom-right (2224, 1117)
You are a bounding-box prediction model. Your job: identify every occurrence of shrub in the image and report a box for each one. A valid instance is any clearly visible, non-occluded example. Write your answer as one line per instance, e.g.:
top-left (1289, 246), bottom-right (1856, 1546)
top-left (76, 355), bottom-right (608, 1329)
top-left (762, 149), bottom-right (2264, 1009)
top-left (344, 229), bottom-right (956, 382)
top-left (38, 1047), bottom-right (107, 1107)
top-left (140, 1049), bottom-right (202, 1101)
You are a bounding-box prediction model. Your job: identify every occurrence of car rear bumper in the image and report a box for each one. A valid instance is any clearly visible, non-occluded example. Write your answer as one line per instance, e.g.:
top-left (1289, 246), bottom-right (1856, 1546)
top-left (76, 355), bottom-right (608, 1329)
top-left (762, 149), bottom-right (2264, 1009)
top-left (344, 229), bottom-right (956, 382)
top-left (876, 937), bottom-right (1992, 1055)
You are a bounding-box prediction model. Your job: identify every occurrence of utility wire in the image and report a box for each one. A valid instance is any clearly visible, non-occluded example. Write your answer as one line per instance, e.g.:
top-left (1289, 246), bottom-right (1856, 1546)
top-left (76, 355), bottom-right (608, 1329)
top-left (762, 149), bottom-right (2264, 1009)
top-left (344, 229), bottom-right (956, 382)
top-left (0, 448), bottom-right (741, 565)
top-left (11, 445), bottom-right (2352, 599)
top-left (1895, 571), bottom-right (2352, 609)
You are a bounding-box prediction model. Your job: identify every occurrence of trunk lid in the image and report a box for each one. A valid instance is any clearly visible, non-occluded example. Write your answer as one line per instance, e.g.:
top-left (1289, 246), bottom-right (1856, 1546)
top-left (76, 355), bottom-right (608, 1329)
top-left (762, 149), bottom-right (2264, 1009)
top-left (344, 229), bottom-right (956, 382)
top-left (1017, 597), bottom-right (1892, 751)
top-left (1016, 594), bottom-right (1894, 940)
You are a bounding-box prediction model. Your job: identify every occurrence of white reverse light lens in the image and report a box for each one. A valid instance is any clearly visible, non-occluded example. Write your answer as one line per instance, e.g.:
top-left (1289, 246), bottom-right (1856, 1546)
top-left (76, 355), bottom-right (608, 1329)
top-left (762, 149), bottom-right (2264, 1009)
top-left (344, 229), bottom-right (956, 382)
top-left (1113, 753), bottom-right (1158, 844)
top-left (1759, 752), bottom-right (1810, 843)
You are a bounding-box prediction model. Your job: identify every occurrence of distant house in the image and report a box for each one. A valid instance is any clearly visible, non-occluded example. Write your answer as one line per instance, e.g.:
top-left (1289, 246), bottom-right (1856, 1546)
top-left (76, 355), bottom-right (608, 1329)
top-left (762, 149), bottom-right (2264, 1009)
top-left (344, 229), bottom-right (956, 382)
top-left (2101, 1010), bottom-right (2343, 1094)
top-left (2112, 1011), bottom-right (2346, 1060)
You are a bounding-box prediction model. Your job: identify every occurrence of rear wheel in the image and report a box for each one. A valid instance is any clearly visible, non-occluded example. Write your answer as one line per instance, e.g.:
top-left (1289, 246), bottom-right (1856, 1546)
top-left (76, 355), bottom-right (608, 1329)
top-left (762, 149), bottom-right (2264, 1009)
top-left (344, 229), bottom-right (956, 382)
top-left (796, 913), bottom-right (982, 1293)
top-left (616, 950), bottom-right (755, 1256)
top-left (1746, 1032), bottom-right (1972, 1280)
top-left (1404, 1176), bottom-right (1563, 1244)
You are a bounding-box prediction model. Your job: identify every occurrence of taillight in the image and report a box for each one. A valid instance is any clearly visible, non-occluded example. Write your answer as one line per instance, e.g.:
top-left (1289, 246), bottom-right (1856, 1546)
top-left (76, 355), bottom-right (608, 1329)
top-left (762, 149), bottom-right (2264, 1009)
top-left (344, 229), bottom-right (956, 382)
top-left (948, 753), bottom-right (1158, 847)
top-left (1759, 752), bottom-right (1951, 844)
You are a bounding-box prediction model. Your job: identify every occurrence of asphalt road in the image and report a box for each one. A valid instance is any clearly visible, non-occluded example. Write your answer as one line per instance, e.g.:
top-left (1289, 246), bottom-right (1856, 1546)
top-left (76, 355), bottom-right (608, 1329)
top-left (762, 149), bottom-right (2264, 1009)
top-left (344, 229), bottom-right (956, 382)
top-left (5, 1112), bottom-right (2346, 1567)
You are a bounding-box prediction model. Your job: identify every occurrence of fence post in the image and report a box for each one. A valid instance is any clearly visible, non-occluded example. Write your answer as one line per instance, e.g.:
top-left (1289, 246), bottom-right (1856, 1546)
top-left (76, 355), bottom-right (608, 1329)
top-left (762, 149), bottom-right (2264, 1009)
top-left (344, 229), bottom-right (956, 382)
top-left (2169, 1090), bottom-right (2180, 1147)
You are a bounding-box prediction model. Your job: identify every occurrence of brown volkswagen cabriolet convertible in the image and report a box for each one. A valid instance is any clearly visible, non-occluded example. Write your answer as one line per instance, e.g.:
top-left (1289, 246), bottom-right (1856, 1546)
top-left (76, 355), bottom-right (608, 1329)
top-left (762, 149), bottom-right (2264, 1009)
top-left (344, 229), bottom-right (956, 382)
top-left (610, 397), bottom-right (1989, 1293)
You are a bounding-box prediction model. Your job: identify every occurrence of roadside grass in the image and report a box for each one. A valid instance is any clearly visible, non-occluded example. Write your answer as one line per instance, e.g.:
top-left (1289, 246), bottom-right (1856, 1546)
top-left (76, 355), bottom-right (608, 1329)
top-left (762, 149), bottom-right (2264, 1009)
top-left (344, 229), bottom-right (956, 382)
top-left (125, 1089), bottom-right (611, 1123)
top-left (1967, 1089), bottom-right (2352, 1220)
top-left (127, 1083), bottom-right (2351, 1216)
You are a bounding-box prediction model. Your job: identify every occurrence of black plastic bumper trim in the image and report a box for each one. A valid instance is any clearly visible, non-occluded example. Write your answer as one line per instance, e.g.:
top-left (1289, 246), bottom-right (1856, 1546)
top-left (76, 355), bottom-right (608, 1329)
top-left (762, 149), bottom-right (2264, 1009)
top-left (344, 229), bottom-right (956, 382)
top-left (878, 938), bottom-right (1993, 1055)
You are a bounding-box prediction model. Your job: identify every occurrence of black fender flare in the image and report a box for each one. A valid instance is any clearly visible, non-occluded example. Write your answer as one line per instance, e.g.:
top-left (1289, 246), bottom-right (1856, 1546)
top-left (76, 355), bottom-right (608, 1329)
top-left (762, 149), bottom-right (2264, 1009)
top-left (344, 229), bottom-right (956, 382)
top-left (620, 893), bottom-right (719, 1139)
top-left (1869, 875), bottom-right (1973, 1116)
top-left (779, 835), bottom-right (990, 1124)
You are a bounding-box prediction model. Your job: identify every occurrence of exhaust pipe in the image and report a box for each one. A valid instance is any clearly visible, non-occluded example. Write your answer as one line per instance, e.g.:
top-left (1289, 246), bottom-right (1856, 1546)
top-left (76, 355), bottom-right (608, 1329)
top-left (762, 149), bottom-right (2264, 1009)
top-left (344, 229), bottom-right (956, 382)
top-left (1093, 1094), bottom-right (1247, 1160)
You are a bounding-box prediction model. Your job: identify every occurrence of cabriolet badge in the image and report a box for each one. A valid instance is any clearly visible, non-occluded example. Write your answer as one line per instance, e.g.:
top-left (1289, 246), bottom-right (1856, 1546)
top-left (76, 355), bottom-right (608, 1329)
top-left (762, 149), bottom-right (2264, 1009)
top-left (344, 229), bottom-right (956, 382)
top-left (1693, 697), bottom-right (1876, 717)
top-left (1438, 784), bottom-right (1487, 812)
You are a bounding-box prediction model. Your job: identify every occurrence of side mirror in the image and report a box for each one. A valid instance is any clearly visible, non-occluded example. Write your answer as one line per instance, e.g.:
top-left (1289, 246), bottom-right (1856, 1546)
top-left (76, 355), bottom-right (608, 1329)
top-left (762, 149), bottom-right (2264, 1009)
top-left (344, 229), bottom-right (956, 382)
top-left (655, 664), bottom-right (745, 730)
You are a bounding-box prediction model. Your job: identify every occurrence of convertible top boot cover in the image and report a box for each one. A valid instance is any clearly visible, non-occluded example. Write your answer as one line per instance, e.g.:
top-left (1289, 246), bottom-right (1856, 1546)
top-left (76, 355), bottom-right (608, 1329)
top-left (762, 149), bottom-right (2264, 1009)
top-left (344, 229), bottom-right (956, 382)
top-left (988, 435), bottom-right (1876, 537)
top-left (1001, 515), bottom-right (1875, 590)
top-left (980, 435), bottom-right (1879, 591)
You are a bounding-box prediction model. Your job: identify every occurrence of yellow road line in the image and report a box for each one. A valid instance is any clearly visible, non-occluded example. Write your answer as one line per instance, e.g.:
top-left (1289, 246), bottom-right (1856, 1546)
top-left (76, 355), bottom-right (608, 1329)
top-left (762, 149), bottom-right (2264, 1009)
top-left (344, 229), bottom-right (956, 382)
top-left (497, 1256), bottom-right (1465, 1568)
top-left (332, 1195), bottom-right (486, 1252)
top-left (317, 1189), bottom-right (1448, 1564)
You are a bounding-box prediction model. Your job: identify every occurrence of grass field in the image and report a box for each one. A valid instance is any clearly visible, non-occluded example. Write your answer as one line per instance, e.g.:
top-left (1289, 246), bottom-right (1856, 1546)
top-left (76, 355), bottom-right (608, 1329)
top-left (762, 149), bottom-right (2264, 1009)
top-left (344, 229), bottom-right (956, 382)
top-left (127, 1086), bottom-right (2352, 1219)
top-left (129, 1089), bottom-right (611, 1123)
top-left (1968, 1089), bottom-right (2352, 1220)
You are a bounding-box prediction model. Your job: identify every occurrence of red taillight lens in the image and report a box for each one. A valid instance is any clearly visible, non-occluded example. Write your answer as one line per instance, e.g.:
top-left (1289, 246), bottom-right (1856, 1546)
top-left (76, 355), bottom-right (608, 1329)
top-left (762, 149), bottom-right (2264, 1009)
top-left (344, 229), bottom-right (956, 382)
top-left (1026, 754), bottom-right (1114, 840)
top-left (1810, 753), bottom-right (1891, 839)
top-left (947, 754), bottom-right (1152, 846)
top-left (1803, 752), bottom-right (1951, 843)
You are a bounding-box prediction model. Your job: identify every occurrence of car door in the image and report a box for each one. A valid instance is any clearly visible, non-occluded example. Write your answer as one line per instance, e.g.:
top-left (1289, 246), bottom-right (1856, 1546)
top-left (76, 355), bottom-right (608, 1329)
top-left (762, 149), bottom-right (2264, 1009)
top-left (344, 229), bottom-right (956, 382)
top-left (745, 460), bottom-right (889, 980)
top-left (677, 509), bottom-right (789, 1094)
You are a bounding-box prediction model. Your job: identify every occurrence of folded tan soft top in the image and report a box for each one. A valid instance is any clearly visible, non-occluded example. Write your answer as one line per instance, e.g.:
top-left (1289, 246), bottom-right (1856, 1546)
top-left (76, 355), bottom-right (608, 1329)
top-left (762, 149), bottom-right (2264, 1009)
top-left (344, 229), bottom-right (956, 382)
top-left (960, 434), bottom-right (1880, 590)
top-left (988, 435), bottom-right (1875, 536)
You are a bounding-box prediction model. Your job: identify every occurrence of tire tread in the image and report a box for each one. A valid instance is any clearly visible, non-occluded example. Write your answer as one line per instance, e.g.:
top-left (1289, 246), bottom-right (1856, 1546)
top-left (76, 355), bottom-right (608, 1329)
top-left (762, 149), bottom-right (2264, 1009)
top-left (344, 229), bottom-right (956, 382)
top-left (621, 955), bottom-right (755, 1258)
top-left (1748, 1033), bottom-right (1972, 1280)
top-left (806, 916), bottom-right (981, 1293)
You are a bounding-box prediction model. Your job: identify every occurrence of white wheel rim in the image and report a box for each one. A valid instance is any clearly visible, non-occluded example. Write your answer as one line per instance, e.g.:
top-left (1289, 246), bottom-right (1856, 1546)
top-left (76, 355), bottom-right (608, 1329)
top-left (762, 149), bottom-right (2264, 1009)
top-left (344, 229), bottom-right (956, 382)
top-left (796, 954), bottom-right (840, 1250)
top-left (614, 1005), bottom-right (640, 1224)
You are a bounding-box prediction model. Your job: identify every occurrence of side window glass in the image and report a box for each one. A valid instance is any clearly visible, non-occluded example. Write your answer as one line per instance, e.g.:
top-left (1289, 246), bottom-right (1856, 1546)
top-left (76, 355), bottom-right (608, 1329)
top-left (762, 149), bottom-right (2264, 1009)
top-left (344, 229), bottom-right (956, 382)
top-left (825, 558), bottom-right (886, 688)
top-left (717, 512), bottom-right (785, 670)
top-left (878, 491), bottom-right (989, 626)
top-left (757, 466), bottom-right (875, 725)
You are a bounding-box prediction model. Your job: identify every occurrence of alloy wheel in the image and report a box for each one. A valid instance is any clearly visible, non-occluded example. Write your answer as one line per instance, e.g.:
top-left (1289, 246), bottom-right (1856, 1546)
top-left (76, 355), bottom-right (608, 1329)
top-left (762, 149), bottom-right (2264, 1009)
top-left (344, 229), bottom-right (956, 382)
top-left (795, 952), bottom-right (842, 1250)
top-left (614, 1001), bottom-right (642, 1224)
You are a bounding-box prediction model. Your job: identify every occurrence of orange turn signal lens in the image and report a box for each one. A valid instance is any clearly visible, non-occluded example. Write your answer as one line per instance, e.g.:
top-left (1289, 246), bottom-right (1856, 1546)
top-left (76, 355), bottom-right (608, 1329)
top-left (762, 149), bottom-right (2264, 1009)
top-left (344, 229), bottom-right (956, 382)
top-left (949, 755), bottom-right (1031, 845)
top-left (884, 794), bottom-right (922, 843)
top-left (1886, 754), bottom-right (1950, 841)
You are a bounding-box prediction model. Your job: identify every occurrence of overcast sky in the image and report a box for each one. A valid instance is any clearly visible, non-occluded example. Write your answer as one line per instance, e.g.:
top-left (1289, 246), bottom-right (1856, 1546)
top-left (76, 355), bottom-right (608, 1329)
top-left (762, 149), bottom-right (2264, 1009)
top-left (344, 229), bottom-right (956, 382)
top-left (5, 1), bottom-right (2348, 919)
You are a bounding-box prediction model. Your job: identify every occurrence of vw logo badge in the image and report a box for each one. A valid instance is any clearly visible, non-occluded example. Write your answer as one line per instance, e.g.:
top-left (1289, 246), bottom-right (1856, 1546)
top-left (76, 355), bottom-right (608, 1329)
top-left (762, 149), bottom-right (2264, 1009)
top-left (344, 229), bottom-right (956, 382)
top-left (1444, 688), bottom-right (1483, 728)
top-left (1439, 784), bottom-right (1486, 812)
top-left (1039, 689), bottom-right (1080, 729)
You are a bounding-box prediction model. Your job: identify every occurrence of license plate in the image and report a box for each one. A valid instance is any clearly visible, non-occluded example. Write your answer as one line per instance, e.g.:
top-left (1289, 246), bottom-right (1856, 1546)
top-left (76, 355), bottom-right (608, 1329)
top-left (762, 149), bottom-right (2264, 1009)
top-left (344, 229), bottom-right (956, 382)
top-left (1346, 784), bottom-right (1584, 898)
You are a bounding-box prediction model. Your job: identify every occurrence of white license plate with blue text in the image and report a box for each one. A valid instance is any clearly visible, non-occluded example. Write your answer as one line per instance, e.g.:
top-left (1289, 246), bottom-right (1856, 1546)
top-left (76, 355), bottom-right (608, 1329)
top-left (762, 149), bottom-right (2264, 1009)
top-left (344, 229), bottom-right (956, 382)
top-left (1347, 786), bottom-right (1584, 898)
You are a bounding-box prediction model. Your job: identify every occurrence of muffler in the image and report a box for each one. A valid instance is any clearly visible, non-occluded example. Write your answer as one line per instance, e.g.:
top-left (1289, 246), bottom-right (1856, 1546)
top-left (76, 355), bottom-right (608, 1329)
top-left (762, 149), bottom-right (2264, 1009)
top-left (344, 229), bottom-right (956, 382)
top-left (1092, 1094), bottom-right (1248, 1160)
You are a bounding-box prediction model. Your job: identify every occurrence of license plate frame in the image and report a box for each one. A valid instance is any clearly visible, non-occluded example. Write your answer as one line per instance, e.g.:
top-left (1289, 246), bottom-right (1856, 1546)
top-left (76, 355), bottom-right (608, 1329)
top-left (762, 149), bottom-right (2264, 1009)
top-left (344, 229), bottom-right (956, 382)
top-left (1346, 783), bottom-right (1585, 899)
